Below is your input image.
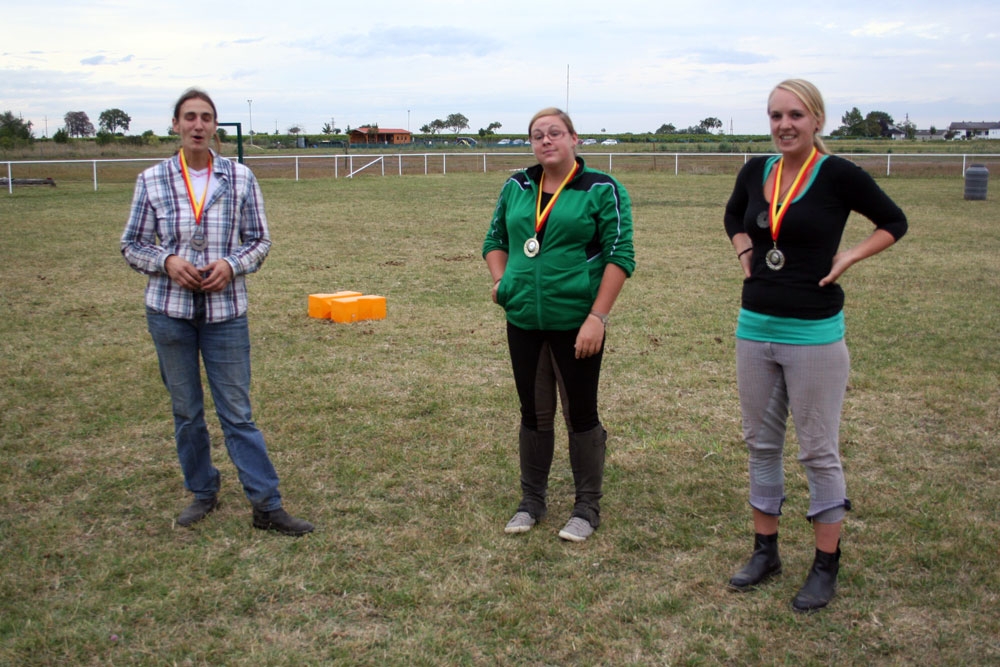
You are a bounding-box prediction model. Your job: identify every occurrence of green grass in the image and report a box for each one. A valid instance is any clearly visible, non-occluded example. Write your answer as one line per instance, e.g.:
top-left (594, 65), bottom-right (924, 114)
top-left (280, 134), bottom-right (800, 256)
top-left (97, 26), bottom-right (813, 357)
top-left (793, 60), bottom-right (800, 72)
top-left (1, 171), bottom-right (998, 665)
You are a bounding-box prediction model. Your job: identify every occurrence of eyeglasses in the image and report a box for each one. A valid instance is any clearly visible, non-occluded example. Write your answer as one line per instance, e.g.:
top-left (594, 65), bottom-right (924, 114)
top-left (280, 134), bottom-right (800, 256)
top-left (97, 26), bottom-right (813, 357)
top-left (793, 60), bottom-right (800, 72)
top-left (530, 128), bottom-right (567, 143)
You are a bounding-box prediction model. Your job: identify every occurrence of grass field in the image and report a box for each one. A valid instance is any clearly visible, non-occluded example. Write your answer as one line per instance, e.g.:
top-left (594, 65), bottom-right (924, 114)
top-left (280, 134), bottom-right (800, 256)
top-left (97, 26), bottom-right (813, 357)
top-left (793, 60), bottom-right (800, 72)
top-left (1, 169), bottom-right (998, 665)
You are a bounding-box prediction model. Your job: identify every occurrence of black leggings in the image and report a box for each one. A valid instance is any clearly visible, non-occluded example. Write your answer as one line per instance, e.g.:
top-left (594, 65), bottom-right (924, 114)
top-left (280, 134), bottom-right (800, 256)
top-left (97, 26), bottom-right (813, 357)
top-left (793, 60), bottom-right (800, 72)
top-left (506, 322), bottom-right (604, 433)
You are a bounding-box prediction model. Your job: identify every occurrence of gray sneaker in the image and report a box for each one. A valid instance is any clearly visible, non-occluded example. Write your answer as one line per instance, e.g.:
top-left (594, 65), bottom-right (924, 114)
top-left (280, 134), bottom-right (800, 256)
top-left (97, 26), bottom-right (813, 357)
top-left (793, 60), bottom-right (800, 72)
top-left (558, 517), bottom-right (594, 542)
top-left (504, 511), bottom-right (536, 534)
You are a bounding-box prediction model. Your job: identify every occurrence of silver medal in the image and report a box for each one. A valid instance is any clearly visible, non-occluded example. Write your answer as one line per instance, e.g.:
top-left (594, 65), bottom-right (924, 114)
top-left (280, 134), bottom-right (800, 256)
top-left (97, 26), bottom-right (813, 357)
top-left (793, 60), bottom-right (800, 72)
top-left (524, 237), bottom-right (539, 257)
top-left (765, 247), bottom-right (785, 271)
top-left (190, 231), bottom-right (207, 251)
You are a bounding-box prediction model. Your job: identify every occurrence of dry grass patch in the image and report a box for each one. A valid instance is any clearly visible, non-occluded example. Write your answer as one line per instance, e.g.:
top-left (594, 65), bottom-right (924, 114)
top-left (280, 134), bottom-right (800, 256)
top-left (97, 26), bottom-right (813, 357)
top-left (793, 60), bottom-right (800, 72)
top-left (1, 172), bottom-right (997, 665)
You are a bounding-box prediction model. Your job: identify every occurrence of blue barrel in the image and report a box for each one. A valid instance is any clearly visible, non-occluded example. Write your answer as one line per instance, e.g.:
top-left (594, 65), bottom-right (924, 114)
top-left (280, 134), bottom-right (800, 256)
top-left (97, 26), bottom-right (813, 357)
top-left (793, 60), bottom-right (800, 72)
top-left (964, 164), bottom-right (988, 200)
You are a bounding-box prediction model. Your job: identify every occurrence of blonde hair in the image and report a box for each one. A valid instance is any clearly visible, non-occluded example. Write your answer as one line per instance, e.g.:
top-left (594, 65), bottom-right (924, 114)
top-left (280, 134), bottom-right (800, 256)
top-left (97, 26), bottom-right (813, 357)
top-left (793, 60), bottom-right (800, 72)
top-left (528, 107), bottom-right (577, 137)
top-left (770, 79), bottom-right (829, 154)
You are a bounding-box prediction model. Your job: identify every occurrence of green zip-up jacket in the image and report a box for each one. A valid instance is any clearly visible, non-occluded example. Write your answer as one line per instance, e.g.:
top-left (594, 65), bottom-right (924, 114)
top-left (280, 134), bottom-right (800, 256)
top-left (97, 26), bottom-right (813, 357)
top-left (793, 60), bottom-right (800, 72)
top-left (482, 158), bottom-right (635, 331)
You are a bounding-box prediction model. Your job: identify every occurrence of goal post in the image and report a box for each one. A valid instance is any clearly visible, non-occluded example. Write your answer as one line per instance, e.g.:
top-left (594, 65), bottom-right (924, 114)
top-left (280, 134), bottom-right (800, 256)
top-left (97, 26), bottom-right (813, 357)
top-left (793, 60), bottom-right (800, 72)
top-left (218, 122), bottom-right (244, 164)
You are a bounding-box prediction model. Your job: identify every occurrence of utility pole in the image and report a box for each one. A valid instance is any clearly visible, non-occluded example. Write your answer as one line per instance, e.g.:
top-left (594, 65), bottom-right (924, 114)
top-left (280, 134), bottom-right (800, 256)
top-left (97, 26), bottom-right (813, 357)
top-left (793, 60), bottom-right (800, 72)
top-left (566, 64), bottom-right (570, 114)
top-left (247, 99), bottom-right (253, 145)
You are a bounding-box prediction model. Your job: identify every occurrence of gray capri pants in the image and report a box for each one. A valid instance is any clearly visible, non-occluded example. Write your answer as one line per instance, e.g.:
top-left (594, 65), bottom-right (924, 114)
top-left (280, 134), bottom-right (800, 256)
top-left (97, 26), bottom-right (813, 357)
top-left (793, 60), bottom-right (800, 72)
top-left (736, 338), bottom-right (851, 524)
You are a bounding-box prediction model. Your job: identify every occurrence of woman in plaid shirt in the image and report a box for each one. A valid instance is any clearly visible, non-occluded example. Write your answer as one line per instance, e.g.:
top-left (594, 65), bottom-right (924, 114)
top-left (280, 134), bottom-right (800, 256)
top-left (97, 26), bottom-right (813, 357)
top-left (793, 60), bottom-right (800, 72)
top-left (121, 88), bottom-right (312, 536)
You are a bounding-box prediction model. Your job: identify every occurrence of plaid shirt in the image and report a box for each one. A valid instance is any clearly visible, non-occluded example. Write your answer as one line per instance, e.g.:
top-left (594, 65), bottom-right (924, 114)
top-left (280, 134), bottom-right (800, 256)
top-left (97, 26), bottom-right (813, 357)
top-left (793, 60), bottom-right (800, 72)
top-left (121, 151), bottom-right (271, 323)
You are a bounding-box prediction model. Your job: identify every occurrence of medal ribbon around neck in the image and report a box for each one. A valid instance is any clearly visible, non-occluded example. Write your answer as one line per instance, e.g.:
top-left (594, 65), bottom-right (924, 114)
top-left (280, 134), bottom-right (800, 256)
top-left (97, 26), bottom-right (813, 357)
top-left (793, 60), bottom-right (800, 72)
top-left (769, 146), bottom-right (819, 244)
top-left (179, 149), bottom-right (213, 226)
top-left (535, 161), bottom-right (580, 235)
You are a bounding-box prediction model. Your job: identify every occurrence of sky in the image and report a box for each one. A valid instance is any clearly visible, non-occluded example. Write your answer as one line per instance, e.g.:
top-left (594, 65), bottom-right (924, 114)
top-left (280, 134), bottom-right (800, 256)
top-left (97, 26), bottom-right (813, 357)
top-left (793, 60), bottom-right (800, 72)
top-left (2, 0), bottom-right (998, 139)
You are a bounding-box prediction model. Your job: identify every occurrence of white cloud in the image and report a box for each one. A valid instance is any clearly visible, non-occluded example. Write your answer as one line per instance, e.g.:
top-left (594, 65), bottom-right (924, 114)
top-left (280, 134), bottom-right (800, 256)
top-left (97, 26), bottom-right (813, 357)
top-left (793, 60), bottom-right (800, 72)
top-left (850, 21), bottom-right (906, 38)
top-left (1, 0), bottom-right (998, 137)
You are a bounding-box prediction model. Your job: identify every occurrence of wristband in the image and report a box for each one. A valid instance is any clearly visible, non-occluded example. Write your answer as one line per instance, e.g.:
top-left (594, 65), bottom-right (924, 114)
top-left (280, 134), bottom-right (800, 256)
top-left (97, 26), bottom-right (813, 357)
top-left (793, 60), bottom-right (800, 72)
top-left (589, 311), bottom-right (609, 326)
top-left (737, 247), bottom-right (752, 259)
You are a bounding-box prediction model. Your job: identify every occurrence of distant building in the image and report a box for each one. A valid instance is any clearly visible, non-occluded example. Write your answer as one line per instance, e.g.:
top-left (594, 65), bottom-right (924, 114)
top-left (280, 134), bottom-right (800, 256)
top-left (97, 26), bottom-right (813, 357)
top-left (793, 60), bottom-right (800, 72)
top-left (914, 129), bottom-right (947, 141)
top-left (947, 121), bottom-right (1000, 140)
top-left (349, 127), bottom-right (412, 145)
top-left (884, 123), bottom-right (907, 140)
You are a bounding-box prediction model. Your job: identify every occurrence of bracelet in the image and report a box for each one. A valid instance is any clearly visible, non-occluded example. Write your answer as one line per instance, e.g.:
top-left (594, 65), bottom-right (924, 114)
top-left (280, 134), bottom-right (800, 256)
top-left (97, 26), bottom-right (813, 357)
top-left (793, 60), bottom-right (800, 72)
top-left (589, 310), bottom-right (609, 326)
top-left (737, 247), bottom-right (753, 259)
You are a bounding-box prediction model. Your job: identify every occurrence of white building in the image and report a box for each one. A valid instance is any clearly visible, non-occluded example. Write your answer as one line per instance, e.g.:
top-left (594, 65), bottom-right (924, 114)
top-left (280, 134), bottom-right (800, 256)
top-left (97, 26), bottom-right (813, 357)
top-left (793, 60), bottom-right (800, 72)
top-left (947, 121), bottom-right (1000, 140)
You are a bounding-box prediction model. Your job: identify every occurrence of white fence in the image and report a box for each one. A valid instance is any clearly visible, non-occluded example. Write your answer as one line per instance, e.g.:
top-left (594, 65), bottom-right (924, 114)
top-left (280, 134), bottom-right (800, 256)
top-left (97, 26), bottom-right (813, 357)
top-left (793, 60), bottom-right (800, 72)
top-left (5, 152), bottom-right (999, 193)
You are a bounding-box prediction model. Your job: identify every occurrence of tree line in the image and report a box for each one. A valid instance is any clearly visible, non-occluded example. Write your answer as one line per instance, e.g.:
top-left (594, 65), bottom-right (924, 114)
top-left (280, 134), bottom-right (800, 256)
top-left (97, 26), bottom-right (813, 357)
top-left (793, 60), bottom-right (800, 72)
top-left (0, 111), bottom-right (33, 149)
top-left (830, 108), bottom-right (929, 139)
top-left (2, 105), bottom-right (964, 150)
top-left (654, 117), bottom-right (724, 135)
top-left (653, 110), bottom-right (946, 140)
top-left (0, 108), bottom-right (134, 147)
top-left (61, 109), bottom-right (132, 139)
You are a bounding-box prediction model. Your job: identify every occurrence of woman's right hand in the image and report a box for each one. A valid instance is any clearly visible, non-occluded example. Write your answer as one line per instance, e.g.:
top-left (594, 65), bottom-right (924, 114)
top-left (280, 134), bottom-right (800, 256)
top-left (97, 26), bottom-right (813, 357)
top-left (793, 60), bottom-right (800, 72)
top-left (485, 250), bottom-right (509, 305)
top-left (732, 233), bottom-right (753, 278)
top-left (739, 249), bottom-right (752, 278)
top-left (165, 255), bottom-right (203, 291)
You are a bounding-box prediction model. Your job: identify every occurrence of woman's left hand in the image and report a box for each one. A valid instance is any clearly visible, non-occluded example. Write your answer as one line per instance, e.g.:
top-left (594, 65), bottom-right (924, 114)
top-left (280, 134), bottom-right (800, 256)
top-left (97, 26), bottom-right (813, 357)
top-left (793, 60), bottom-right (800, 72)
top-left (574, 315), bottom-right (605, 359)
top-left (198, 259), bottom-right (234, 292)
top-left (820, 229), bottom-right (897, 287)
top-left (819, 252), bottom-right (851, 286)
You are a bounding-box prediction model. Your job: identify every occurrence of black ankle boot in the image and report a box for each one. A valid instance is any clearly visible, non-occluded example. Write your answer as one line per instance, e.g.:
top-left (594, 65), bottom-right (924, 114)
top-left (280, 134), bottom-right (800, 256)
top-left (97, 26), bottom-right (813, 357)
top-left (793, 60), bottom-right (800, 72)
top-left (177, 496), bottom-right (218, 527)
top-left (792, 545), bottom-right (841, 612)
top-left (729, 532), bottom-right (782, 591)
top-left (252, 507), bottom-right (314, 536)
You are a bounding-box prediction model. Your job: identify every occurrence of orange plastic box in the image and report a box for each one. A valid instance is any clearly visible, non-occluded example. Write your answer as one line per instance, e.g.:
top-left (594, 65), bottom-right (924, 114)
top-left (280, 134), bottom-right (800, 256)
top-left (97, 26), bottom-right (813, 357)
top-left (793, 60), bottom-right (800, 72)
top-left (357, 295), bottom-right (387, 320)
top-left (308, 291), bottom-right (362, 319)
top-left (329, 296), bottom-right (361, 323)
top-left (328, 295), bottom-right (387, 323)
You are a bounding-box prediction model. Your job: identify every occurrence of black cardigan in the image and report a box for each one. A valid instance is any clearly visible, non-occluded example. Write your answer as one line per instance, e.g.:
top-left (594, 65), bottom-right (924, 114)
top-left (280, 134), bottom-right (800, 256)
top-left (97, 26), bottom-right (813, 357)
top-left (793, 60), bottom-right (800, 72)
top-left (724, 154), bottom-right (907, 320)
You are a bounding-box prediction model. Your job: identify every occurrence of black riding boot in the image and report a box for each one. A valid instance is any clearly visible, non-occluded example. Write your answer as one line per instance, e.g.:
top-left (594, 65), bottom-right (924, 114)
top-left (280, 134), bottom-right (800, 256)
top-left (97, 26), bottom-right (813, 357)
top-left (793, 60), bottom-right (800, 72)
top-left (728, 532), bottom-right (782, 591)
top-left (567, 425), bottom-right (607, 528)
top-left (792, 543), bottom-right (841, 612)
top-left (517, 425), bottom-right (555, 520)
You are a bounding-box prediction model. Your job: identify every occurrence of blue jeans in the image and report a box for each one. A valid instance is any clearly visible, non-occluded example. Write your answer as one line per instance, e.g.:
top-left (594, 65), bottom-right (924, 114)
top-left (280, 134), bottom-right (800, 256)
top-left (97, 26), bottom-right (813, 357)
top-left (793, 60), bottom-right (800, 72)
top-left (146, 307), bottom-right (281, 511)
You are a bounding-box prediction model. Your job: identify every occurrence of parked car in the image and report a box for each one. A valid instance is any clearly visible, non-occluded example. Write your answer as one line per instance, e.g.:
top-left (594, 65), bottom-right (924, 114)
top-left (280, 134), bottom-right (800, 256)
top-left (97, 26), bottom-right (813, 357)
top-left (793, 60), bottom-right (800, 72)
top-left (511, 138), bottom-right (525, 146)
top-left (581, 138), bottom-right (597, 145)
top-left (601, 138), bottom-right (618, 145)
top-left (497, 138), bottom-right (511, 145)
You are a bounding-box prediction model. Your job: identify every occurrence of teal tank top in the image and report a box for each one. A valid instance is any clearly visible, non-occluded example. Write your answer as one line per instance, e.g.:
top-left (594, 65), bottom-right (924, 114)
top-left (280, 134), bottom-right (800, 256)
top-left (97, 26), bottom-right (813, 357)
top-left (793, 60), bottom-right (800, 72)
top-left (736, 308), bottom-right (844, 345)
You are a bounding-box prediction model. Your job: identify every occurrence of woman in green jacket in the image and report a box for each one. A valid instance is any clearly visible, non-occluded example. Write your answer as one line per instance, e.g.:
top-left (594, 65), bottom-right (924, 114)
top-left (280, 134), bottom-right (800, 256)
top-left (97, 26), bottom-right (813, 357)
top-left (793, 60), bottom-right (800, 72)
top-left (483, 108), bottom-right (635, 542)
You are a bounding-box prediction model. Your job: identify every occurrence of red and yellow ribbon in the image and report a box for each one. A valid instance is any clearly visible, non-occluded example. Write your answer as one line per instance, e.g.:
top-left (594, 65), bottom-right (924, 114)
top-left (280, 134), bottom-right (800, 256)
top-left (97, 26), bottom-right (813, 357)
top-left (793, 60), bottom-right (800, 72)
top-left (535, 161), bottom-right (580, 234)
top-left (179, 149), bottom-right (213, 226)
top-left (769, 147), bottom-right (819, 243)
